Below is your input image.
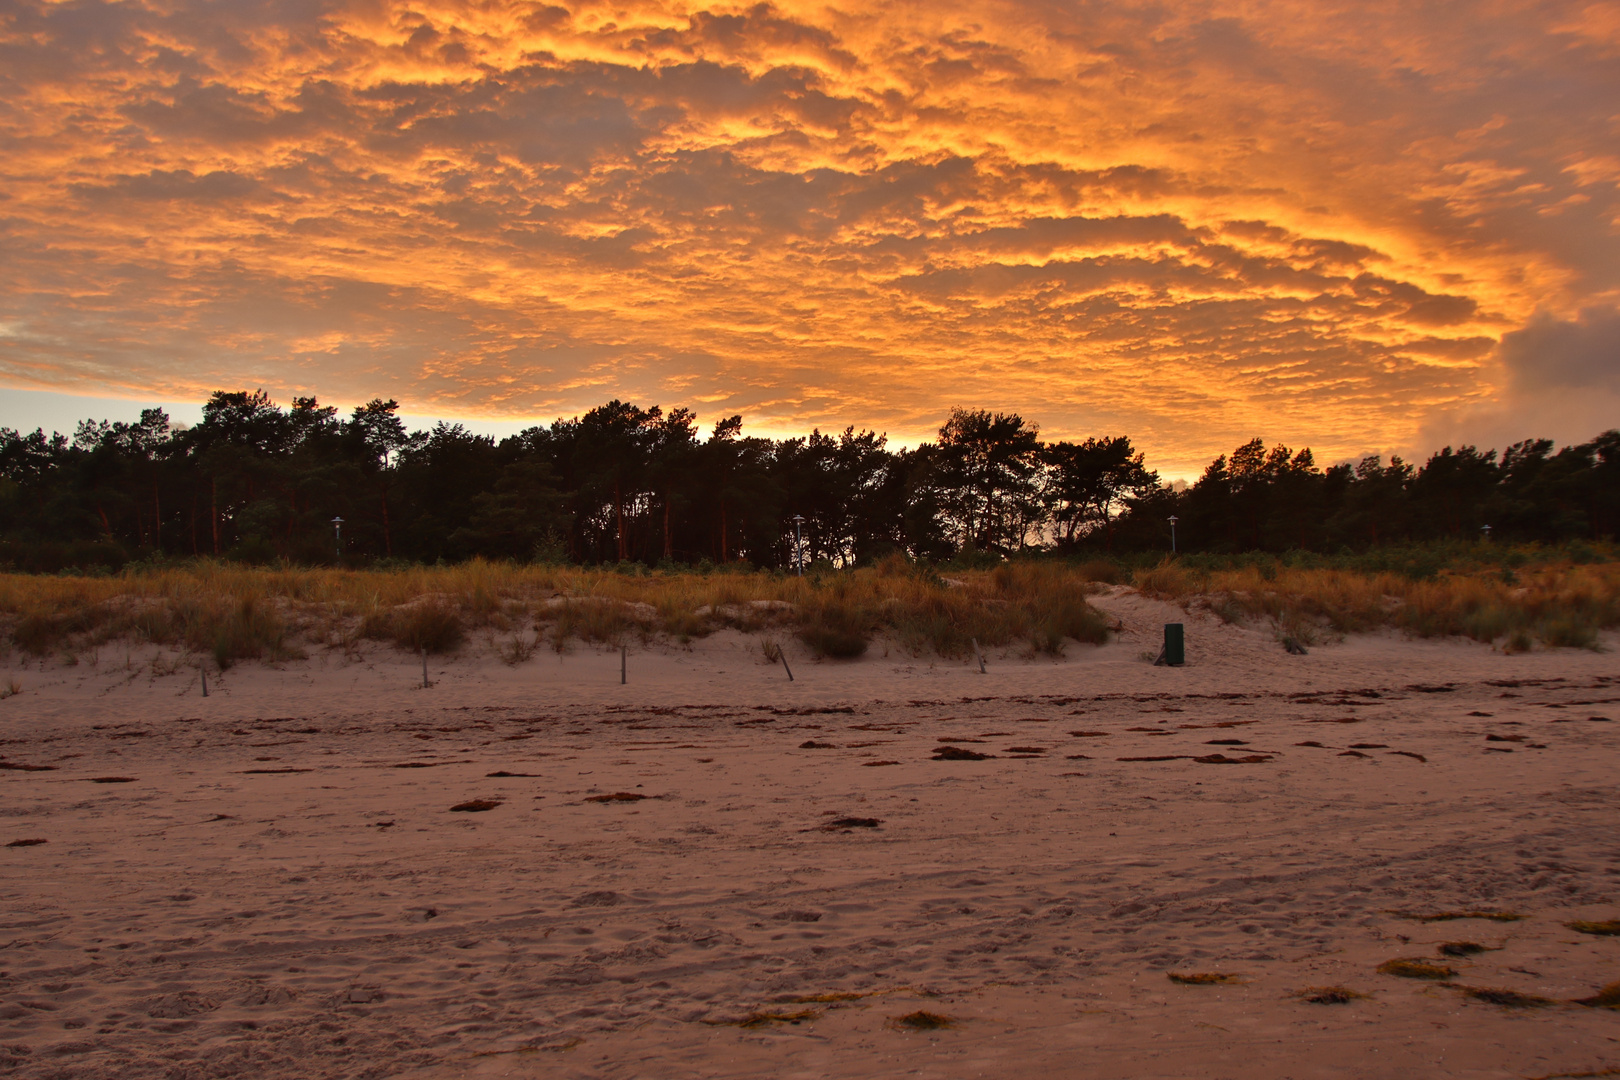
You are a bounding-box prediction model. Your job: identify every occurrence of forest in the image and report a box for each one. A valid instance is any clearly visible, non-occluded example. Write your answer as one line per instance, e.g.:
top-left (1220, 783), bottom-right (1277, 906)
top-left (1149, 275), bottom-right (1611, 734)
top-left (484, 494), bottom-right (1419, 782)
top-left (0, 390), bottom-right (1615, 572)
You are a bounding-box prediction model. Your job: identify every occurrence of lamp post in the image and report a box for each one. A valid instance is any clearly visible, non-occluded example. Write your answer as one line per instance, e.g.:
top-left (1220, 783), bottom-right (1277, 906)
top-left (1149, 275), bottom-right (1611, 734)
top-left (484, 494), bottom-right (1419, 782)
top-left (1168, 515), bottom-right (1179, 555)
top-left (792, 515), bottom-right (805, 576)
top-left (331, 516), bottom-right (344, 562)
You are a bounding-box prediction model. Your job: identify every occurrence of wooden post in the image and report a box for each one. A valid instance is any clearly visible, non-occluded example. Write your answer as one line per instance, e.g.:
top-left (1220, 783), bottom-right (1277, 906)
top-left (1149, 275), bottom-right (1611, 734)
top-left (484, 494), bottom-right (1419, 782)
top-left (200, 666), bottom-right (208, 697)
top-left (621, 645), bottom-right (627, 685)
top-left (972, 638), bottom-right (986, 674)
top-left (421, 646), bottom-right (430, 688)
top-left (781, 652), bottom-right (794, 682)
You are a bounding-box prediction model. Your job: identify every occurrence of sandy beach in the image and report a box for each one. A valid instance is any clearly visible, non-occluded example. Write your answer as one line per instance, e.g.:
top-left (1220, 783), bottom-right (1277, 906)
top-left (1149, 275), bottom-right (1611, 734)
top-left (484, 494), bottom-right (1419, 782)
top-left (2, 590), bottom-right (1618, 1079)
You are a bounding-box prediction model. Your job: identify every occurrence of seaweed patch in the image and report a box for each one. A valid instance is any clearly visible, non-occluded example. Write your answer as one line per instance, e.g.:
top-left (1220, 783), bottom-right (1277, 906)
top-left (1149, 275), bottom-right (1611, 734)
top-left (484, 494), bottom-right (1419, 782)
top-left (1446, 984), bottom-right (1555, 1008)
top-left (1568, 920), bottom-right (1620, 937)
top-left (1391, 910), bottom-right (1525, 923)
top-left (1378, 958), bottom-right (1456, 979)
top-left (1168, 972), bottom-right (1243, 985)
top-left (933, 746), bottom-right (992, 761)
top-left (1298, 986), bottom-right (1367, 1004)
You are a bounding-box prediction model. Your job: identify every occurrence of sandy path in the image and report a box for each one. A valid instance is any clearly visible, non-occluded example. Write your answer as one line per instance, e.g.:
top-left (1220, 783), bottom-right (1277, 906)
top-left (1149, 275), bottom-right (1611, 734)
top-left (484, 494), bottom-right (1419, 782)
top-left (2, 595), bottom-right (1618, 1079)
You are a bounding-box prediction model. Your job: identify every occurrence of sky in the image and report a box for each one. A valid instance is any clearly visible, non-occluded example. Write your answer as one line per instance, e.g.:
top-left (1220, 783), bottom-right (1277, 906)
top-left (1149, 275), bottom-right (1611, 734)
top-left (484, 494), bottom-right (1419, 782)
top-left (1, 0), bottom-right (1616, 477)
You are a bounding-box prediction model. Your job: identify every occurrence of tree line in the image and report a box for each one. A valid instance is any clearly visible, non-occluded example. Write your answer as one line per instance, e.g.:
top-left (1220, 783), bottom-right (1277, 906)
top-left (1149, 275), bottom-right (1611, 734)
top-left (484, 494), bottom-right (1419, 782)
top-left (0, 390), bottom-right (1614, 571)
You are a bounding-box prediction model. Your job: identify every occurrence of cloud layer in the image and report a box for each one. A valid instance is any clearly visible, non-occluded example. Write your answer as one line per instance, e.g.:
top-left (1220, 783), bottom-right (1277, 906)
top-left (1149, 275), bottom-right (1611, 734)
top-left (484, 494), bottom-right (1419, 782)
top-left (1, 0), bottom-right (1616, 472)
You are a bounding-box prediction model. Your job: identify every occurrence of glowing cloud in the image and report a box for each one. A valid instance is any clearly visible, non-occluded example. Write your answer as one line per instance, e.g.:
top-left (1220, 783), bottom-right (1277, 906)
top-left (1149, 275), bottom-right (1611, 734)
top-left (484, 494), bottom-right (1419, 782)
top-left (0, 0), bottom-right (1615, 472)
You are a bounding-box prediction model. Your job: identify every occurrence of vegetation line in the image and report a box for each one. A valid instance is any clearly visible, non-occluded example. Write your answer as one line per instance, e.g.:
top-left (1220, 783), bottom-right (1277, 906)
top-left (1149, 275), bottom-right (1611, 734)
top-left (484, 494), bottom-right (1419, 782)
top-left (1, 555), bottom-right (1612, 667)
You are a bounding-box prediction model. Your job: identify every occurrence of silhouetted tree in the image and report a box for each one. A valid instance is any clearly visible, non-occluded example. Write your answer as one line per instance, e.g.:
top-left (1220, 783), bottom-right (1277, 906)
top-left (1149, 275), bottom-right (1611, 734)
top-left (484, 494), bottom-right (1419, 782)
top-left (1, 391), bottom-right (1614, 570)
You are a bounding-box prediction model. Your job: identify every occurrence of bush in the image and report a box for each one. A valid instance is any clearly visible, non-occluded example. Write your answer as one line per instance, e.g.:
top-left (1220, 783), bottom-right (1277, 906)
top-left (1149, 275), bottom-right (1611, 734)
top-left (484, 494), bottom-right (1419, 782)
top-left (205, 595), bottom-right (292, 669)
top-left (549, 598), bottom-right (654, 647)
top-left (798, 604), bottom-right (870, 659)
top-left (1134, 559), bottom-right (1194, 598)
top-left (1540, 614), bottom-right (1600, 650)
top-left (390, 601), bottom-right (465, 654)
top-left (1071, 559), bottom-right (1124, 584)
top-left (13, 613), bottom-right (70, 655)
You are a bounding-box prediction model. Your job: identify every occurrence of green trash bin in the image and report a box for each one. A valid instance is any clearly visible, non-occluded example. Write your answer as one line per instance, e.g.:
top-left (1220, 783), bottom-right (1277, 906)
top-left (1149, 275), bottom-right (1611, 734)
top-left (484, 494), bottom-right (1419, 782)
top-left (1163, 623), bottom-right (1185, 666)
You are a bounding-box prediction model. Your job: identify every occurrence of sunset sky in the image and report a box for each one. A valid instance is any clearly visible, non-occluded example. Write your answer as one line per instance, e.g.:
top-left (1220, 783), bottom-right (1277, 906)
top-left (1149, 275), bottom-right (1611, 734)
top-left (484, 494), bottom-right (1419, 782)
top-left (1, 0), bottom-right (1616, 475)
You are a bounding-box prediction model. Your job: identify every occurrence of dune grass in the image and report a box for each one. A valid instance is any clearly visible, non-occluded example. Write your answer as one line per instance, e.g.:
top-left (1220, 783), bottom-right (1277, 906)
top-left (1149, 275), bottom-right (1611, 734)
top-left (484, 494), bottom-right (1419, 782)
top-left (1142, 557), bottom-right (1619, 652)
top-left (0, 555), bottom-right (1109, 664)
top-left (0, 549), bottom-right (1612, 666)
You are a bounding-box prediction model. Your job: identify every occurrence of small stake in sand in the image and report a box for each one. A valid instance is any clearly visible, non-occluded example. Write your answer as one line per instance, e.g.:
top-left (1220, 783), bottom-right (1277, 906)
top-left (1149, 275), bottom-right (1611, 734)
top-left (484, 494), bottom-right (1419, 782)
top-left (200, 666), bottom-right (208, 698)
top-left (781, 651), bottom-right (794, 682)
top-left (621, 645), bottom-right (627, 685)
top-left (421, 646), bottom-right (431, 689)
top-left (972, 638), bottom-right (986, 674)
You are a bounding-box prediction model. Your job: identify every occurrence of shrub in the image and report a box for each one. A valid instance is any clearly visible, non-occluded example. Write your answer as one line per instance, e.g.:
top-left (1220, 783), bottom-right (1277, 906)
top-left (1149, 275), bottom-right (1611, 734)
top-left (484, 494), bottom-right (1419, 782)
top-left (1540, 614), bottom-right (1600, 650)
top-left (1134, 559), bottom-right (1194, 598)
top-left (1072, 559), bottom-right (1124, 584)
top-left (548, 598), bottom-right (653, 647)
top-left (207, 595), bottom-right (292, 669)
top-left (391, 601), bottom-right (465, 654)
top-left (798, 604), bottom-right (870, 659)
top-left (13, 612), bottom-right (71, 654)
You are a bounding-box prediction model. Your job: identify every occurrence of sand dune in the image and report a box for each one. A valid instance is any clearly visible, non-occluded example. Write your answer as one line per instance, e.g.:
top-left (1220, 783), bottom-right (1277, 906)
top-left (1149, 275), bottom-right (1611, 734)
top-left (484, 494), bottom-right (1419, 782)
top-left (2, 591), bottom-right (1618, 1078)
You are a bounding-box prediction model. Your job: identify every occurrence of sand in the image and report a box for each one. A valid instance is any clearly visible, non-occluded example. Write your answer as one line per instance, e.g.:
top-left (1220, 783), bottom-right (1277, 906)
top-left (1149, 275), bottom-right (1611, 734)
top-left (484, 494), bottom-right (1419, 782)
top-left (2, 589), bottom-right (1618, 1079)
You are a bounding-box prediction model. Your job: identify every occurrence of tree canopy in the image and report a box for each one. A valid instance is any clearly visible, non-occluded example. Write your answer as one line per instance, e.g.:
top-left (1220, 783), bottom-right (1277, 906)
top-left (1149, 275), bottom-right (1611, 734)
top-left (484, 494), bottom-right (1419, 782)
top-left (1, 391), bottom-right (1614, 571)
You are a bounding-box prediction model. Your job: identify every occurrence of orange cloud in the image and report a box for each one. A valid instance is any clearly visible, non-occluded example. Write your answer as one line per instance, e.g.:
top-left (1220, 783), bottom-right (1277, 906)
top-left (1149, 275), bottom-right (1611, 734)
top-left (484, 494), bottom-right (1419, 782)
top-left (0, 0), bottom-right (1615, 474)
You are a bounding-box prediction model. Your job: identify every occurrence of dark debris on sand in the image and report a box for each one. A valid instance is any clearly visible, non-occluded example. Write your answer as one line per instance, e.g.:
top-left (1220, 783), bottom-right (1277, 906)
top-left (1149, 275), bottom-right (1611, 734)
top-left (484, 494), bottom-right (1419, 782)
top-left (822, 817), bottom-right (882, 830)
top-left (933, 746), bottom-right (992, 761)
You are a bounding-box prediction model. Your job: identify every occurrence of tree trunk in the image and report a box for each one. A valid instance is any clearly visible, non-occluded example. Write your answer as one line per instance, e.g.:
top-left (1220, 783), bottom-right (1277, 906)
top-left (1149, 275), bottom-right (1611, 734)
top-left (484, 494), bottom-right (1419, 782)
top-left (96, 502), bottom-right (112, 539)
top-left (380, 485), bottom-right (393, 557)
top-left (210, 478), bottom-right (220, 554)
top-left (663, 497), bottom-right (672, 559)
top-left (720, 500), bottom-right (728, 562)
top-left (152, 481), bottom-right (162, 554)
top-left (615, 480), bottom-right (626, 561)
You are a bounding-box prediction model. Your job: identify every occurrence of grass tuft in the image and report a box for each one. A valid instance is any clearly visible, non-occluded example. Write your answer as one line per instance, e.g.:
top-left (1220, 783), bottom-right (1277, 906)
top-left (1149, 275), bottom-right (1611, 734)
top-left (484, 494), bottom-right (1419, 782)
top-left (1298, 986), bottom-right (1368, 1004)
top-left (1389, 910), bottom-right (1525, 923)
top-left (892, 1010), bottom-right (954, 1030)
top-left (797, 602), bottom-right (871, 659)
top-left (1378, 958), bottom-right (1457, 980)
top-left (391, 600), bottom-right (465, 654)
top-left (1167, 972), bottom-right (1243, 985)
top-left (1568, 920), bottom-right (1620, 937)
top-left (1446, 984), bottom-right (1556, 1008)
top-left (1574, 982), bottom-right (1620, 1009)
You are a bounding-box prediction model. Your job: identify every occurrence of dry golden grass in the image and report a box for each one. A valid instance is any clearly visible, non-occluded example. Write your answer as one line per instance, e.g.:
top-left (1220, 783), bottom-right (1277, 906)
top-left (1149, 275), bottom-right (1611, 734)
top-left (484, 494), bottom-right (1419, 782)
top-left (0, 558), bottom-right (1107, 664)
top-left (1144, 559), bottom-right (1620, 651)
top-left (1, 553), bottom-right (1612, 666)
